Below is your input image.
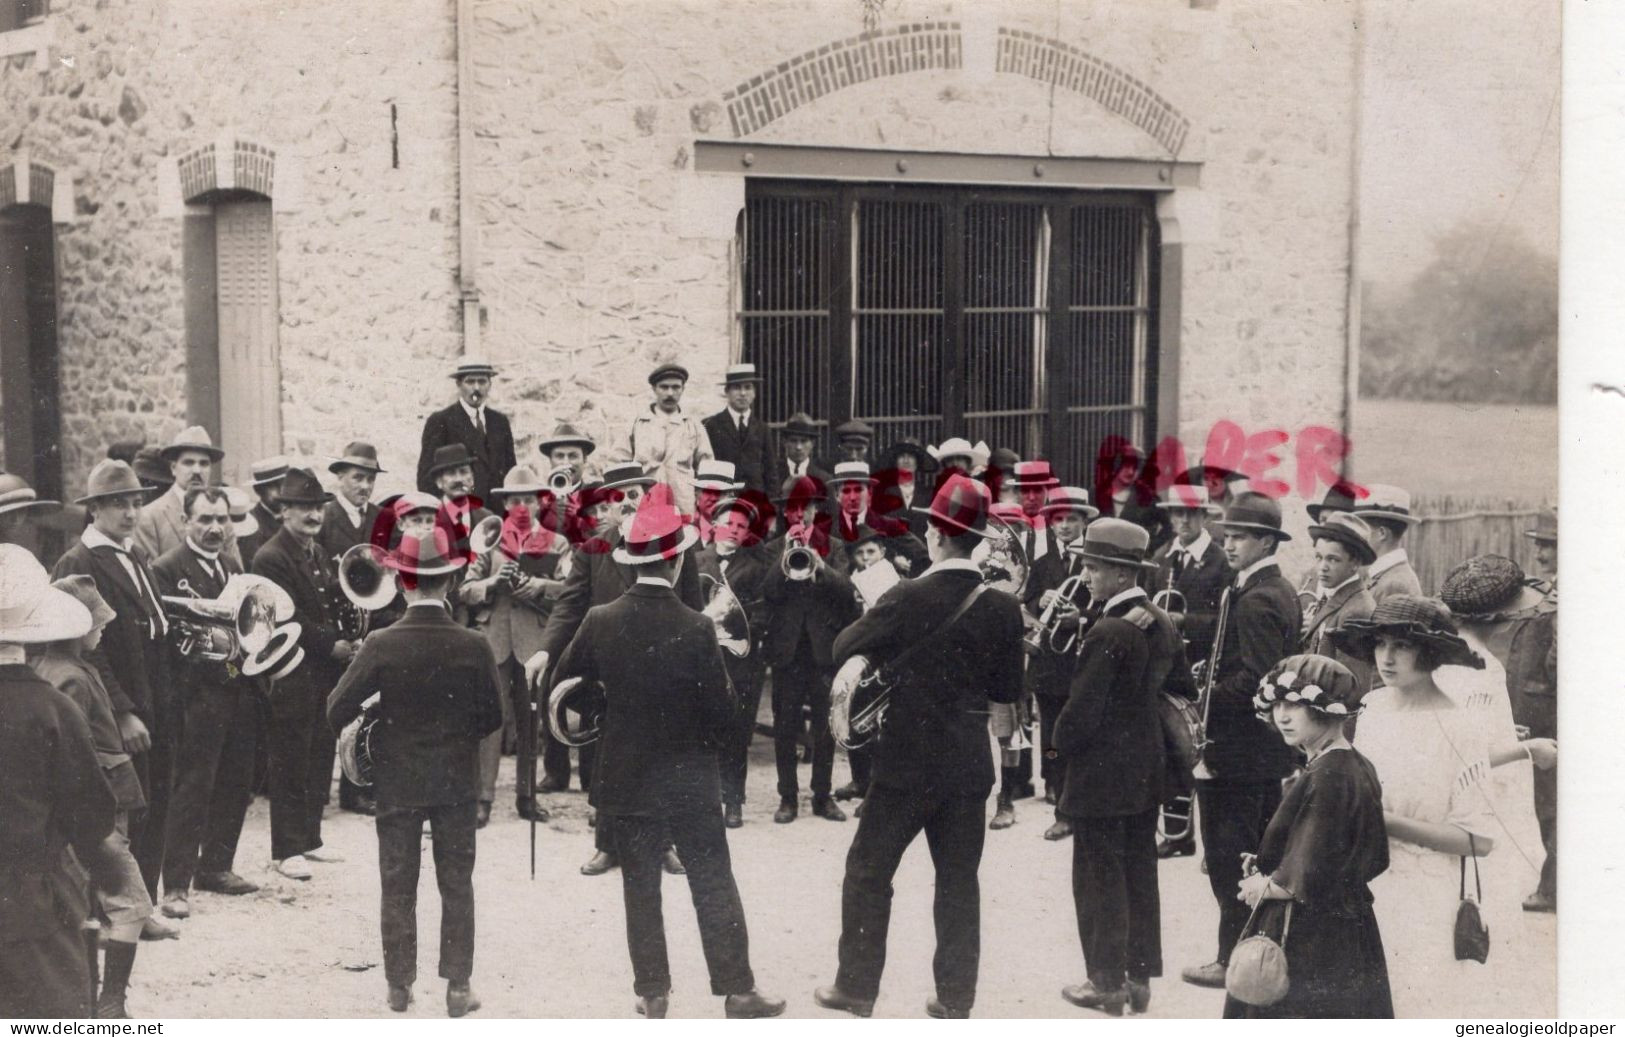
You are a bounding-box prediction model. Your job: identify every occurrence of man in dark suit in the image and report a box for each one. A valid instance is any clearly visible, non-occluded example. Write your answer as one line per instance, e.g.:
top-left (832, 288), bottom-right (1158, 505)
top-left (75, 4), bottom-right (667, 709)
top-left (415, 357), bottom-right (517, 504)
top-left (814, 476), bottom-right (1025, 1020)
top-left (772, 412), bottom-right (833, 493)
top-left (1055, 519), bottom-right (1181, 1015)
top-left (552, 503), bottom-right (785, 1020)
top-left (761, 476), bottom-right (859, 824)
top-left (1181, 492), bottom-right (1300, 990)
top-left (702, 364), bottom-right (776, 495)
top-left (153, 489), bottom-right (261, 920)
top-left (1300, 511), bottom-right (1379, 690)
top-left (235, 457), bottom-right (287, 570)
top-left (827, 461), bottom-right (928, 578)
top-left (524, 462), bottom-right (701, 875)
top-left (251, 468), bottom-right (360, 881)
top-left (328, 530), bottom-right (502, 1017)
top-left (1148, 483), bottom-right (1230, 858)
top-left (51, 460), bottom-right (179, 940)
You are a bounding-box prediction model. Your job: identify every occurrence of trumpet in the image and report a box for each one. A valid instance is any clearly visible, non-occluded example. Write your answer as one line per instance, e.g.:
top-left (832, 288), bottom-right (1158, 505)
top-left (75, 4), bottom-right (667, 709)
top-left (547, 465), bottom-right (579, 497)
top-left (782, 542), bottom-right (819, 581)
top-left (1023, 574), bottom-right (1087, 655)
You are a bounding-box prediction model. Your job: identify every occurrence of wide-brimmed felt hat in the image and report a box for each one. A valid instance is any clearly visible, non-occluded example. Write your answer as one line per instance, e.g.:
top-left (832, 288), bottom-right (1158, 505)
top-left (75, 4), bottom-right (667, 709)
top-left (599, 461), bottom-right (656, 492)
top-left (834, 419), bottom-right (875, 444)
top-left (538, 422), bottom-right (597, 458)
top-left (0, 545), bottom-right (92, 644)
top-left (386, 530), bottom-right (467, 576)
top-left (276, 467), bottom-right (334, 507)
top-left (492, 465), bottom-right (546, 498)
top-left (250, 456), bottom-right (290, 488)
top-left (720, 363), bottom-right (762, 386)
top-left (1156, 482), bottom-right (1222, 514)
top-left (1307, 511), bottom-right (1377, 566)
top-left (1306, 481), bottom-right (1367, 523)
top-left (1215, 491), bottom-right (1291, 541)
top-left (1525, 508), bottom-right (1557, 544)
top-left (1041, 485), bottom-right (1100, 520)
top-left (613, 503), bottom-right (699, 565)
top-left (425, 443), bottom-right (477, 478)
top-left (928, 438), bottom-right (991, 469)
top-left (450, 357), bottom-right (497, 380)
top-left (1350, 483), bottom-right (1420, 528)
top-left (828, 461), bottom-right (873, 487)
top-left (75, 460), bottom-right (156, 505)
top-left (1328, 595), bottom-right (1485, 671)
top-left (1067, 516), bottom-right (1159, 571)
top-left (1253, 654), bottom-right (1366, 717)
top-left (915, 474), bottom-right (996, 539)
top-left (1439, 554), bottom-right (1541, 619)
top-left (132, 446), bottom-right (173, 487)
top-left (223, 486), bottom-right (260, 538)
top-left (879, 437), bottom-right (935, 472)
top-left (774, 474), bottom-right (829, 508)
top-left (695, 459), bottom-right (741, 491)
top-left (647, 363), bottom-right (690, 386)
top-left (159, 425), bottom-right (226, 464)
top-left (328, 441), bottom-right (385, 475)
top-left (51, 575), bottom-right (116, 632)
top-left (1011, 460), bottom-right (1059, 488)
top-left (0, 473), bottom-right (61, 519)
top-left (779, 413), bottom-right (820, 441)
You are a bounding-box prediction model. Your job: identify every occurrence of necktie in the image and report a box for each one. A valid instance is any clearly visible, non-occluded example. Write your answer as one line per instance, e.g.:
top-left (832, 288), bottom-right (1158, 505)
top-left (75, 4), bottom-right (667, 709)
top-left (737, 414), bottom-right (746, 434)
top-left (475, 408), bottom-right (486, 438)
top-left (1302, 593), bottom-right (1324, 631)
top-left (125, 554), bottom-right (167, 639)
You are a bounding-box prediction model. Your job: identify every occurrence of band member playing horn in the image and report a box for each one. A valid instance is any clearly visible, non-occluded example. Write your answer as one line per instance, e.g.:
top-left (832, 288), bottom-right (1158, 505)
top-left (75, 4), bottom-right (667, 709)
top-left (695, 493), bottom-right (773, 828)
top-left (550, 502), bottom-right (786, 1020)
top-left (327, 530), bottom-right (504, 1018)
top-left (1148, 482), bottom-right (1230, 858)
top-left (815, 476), bottom-right (1024, 1020)
top-left (1021, 485), bottom-right (1100, 840)
top-left (1055, 519), bottom-right (1183, 1015)
top-left (152, 488), bottom-right (261, 921)
top-left (1181, 492), bottom-right (1301, 991)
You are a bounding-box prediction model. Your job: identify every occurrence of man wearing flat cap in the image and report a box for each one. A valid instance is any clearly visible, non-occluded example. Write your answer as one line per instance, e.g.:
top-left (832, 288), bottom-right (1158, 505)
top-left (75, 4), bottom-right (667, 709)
top-left (135, 425), bottom-right (240, 566)
top-left (629, 363), bottom-right (715, 516)
top-left (833, 419), bottom-right (875, 466)
top-left (703, 364), bottom-right (776, 494)
top-left (417, 357), bottom-right (517, 505)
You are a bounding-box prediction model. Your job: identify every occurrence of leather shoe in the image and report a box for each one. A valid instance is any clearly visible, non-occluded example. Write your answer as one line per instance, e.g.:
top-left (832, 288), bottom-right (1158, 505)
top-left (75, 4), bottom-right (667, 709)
top-left (812, 797), bottom-right (847, 822)
top-left (387, 985), bottom-right (412, 1012)
top-left (1180, 961), bottom-right (1227, 988)
top-left (725, 989), bottom-right (787, 1019)
top-left (194, 870), bottom-right (258, 895)
top-left (1156, 838), bottom-right (1195, 859)
top-left (1044, 786), bottom-right (1058, 806)
top-left (774, 798), bottom-right (797, 824)
top-left (662, 848), bottom-right (685, 875)
top-left (141, 915), bottom-right (181, 941)
top-left (446, 981), bottom-right (480, 1017)
top-left (1127, 979), bottom-right (1151, 1014)
top-left (989, 797), bottom-right (1016, 830)
top-left (160, 891), bottom-right (190, 919)
top-left (832, 781), bottom-right (864, 801)
top-left (1061, 980), bottom-right (1127, 1015)
top-left (1523, 891), bottom-right (1556, 913)
top-left (724, 803), bottom-right (743, 828)
top-left (1043, 819), bottom-right (1074, 841)
top-left (580, 851), bottom-right (618, 876)
top-left (925, 995), bottom-right (970, 1018)
top-left (814, 984), bottom-right (874, 1018)
top-left (516, 796), bottom-right (550, 822)
top-left (475, 801), bottom-right (492, 829)
top-left (636, 994), bottom-right (669, 1018)
top-left (536, 775), bottom-right (567, 794)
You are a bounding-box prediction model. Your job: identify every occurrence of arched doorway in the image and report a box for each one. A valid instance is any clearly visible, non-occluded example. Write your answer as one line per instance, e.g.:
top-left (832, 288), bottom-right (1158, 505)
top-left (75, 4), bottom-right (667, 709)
top-left (0, 200), bottom-right (64, 504)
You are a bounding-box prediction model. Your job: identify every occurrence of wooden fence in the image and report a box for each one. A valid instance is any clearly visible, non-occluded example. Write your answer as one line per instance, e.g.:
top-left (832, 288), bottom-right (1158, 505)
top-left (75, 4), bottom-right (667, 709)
top-left (1407, 494), bottom-right (1553, 595)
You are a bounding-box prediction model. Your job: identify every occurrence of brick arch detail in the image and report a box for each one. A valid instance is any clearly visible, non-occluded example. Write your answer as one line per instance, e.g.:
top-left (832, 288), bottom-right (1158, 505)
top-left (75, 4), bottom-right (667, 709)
top-left (995, 29), bottom-right (1190, 157)
top-left (177, 138), bottom-right (276, 202)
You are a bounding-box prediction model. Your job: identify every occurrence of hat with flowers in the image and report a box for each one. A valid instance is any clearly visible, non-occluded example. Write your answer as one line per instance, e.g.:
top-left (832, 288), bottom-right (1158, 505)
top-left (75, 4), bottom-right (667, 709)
top-left (1252, 653), bottom-right (1366, 718)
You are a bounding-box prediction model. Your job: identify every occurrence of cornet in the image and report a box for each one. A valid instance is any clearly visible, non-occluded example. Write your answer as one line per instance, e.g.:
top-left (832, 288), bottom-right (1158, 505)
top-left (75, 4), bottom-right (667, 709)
top-left (782, 541), bottom-right (819, 581)
top-left (1023, 574), bottom-right (1087, 655)
top-left (547, 464), bottom-right (580, 497)
top-left (1151, 562), bottom-right (1187, 615)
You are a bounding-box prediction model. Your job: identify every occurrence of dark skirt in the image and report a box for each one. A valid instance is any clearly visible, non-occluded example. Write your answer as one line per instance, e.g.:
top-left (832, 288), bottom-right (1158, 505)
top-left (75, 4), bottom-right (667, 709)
top-left (1222, 897), bottom-right (1394, 1019)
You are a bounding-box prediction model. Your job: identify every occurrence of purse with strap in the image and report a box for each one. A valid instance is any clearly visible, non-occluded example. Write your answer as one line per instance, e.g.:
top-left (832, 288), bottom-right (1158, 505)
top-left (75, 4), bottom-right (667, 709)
top-left (1226, 895), bottom-right (1293, 1007)
top-left (1455, 832), bottom-right (1491, 963)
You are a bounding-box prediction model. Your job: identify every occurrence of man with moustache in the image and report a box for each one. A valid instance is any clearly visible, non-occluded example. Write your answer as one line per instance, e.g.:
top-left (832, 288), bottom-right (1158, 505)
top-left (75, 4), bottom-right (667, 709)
top-left (236, 457), bottom-right (289, 570)
top-left (153, 489), bottom-right (261, 919)
top-left (702, 364), bottom-right (775, 494)
top-left (135, 426), bottom-right (238, 566)
top-left (416, 358), bottom-right (516, 504)
top-left (629, 363), bottom-right (715, 517)
top-left (252, 467), bottom-right (360, 881)
top-left (828, 461), bottom-right (927, 577)
top-left (52, 460), bottom-right (178, 941)
top-left (425, 444), bottom-right (498, 579)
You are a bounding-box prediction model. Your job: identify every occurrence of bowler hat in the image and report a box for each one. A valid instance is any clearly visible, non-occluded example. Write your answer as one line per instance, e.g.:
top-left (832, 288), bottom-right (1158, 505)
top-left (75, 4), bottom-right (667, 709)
top-left (277, 467), bottom-right (334, 506)
top-left (1306, 481), bottom-right (1366, 523)
top-left (1328, 595), bottom-right (1485, 671)
top-left (0, 545), bottom-right (92, 644)
top-left (1067, 516), bottom-right (1159, 571)
top-left (425, 443), bottom-right (477, 478)
top-left (1216, 491), bottom-right (1292, 541)
top-left (0, 473), bottom-right (61, 519)
top-left (75, 460), bottom-right (155, 505)
top-left (648, 363), bottom-right (690, 386)
top-left (915, 474), bottom-right (996, 539)
top-left (599, 461), bottom-right (656, 492)
top-left (329, 441), bottom-right (385, 475)
top-left (1307, 512), bottom-right (1377, 566)
top-left (779, 413), bottom-right (820, 440)
top-left (1525, 508), bottom-right (1557, 545)
top-left (721, 364), bottom-right (762, 386)
top-left (450, 357), bottom-right (497, 380)
top-left (538, 422), bottom-right (597, 458)
top-left (1253, 654), bottom-right (1366, 718)
top-left (612, 503), bottom-right (699, 565)
top-left (386, 530), bottom-right (467, 577)
top-left (159, 425), bottom-right (226, 464)
top-left (1041, 485), bottom-right (1100, 520)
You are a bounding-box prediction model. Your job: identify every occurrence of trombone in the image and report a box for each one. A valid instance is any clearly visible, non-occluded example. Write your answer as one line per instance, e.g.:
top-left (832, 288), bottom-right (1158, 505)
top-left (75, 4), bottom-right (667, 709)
top-left (1023, 574), bottom-right (1087, 655)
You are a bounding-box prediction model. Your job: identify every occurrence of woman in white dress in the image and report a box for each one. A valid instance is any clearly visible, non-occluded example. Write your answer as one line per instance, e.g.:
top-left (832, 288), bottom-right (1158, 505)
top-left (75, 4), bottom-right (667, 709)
top-left (1331, 596), bottom-right (1554, 1017)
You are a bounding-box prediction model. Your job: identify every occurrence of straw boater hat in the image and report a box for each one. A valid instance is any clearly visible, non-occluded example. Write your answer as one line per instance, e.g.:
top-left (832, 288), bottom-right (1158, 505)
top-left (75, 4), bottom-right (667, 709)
top-left (647, 363), bottom-right (690, 386)
top-left (1011, 460), bottom-right (1060, 489)
top-left (1439, 555), bottom-right (1547, 621)
top-left (927, 438), bottom-right (991, 469)
top-left (1307, 511), bottom-right (1377, 566)
top-left (386, 530), bottom-right (467, 577)
top-left (491, 465), bottom-right (546, 498)
top-left (1350, 484), bottom-right (1420, 528)
top-left (75, 460), bottom-right (156, 505)
top-left (425, 443), bottom-right (477, 478)
top-left (0, 473), bottom-right (61, 519)
top-left (450, 357), bottom-right (497, 380)
top-left (914, 474), bottom-right (997, 539)
top-left (1041, 485), bottom-right (1100, 520)
top-left (538, 422), bottom-right (597, 458)
top-left (1305, 481), bottom-right (1366, 523)
top-left (51, 575), bottom-right (117, 632)
top-left (0, 544), bottom-right (92, 644)
top-left (721, 364), bottom-right (763, 386)
top-left (780, 413), bottom-right (820, 441)
top-left (1066, 516), bottom-right (1160, 571)
top-left (1328, 595), bottom-right (1485, 671)
top-left (250, 456), bottom-right (290, 488)
top-left (1156, 482), bottom-right (1223, 515)
top-left (612, 503), bottom-right (699, 565)
top-left (1525, 508), bottom-right (1557, 544)
top-left (223, 487), bottom-right (260, 538)
top-left (599, 461), bottom-right (656, 492)
top-left (1252, 654), bottom-right (1367, 718)
top-left (328, 441), bottom-right (385, 475)
top-left (828, 461), bottom-right (873, 486)
top-left (159, 425), bottom-right (226, 464)
top-left (695, 459), bottom-right (741, 492)
top-left (834, 420), bottom-right (875, 445)
top-left (1215, 491), bottom-right (1292, 541)
top-left (276, 468), bottom-right (334, 507)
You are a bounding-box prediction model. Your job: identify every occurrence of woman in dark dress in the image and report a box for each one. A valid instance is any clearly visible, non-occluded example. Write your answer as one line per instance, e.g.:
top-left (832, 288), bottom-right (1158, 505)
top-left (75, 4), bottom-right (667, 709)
top-left (1222, 654), bottom-right (1395, 1019)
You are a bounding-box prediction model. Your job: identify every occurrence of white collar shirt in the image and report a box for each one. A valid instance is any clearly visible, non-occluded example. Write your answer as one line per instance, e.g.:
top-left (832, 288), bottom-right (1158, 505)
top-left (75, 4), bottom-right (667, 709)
top-left (1172, 529), bottom-right (1213, 564)
top-left (1105, 585), bottom-right (1149, 612)
top-left (1368, 547), bottom-right (1408, 579)
top-left (81, 526), bottom-right (167, 636)
top-left (1234, 555), bottom-right (1279, 589)
top-left (918, 557), bottom-right (980, 579)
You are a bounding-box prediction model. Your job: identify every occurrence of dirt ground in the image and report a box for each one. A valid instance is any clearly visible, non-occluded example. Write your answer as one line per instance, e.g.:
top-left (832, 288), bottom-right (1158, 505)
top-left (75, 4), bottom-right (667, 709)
top-left (127, 743), bottom-right (1555, 1020)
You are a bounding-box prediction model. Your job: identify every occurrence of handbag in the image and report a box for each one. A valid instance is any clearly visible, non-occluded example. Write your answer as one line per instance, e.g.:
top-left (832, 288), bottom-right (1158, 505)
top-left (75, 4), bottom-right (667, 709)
top-left (1454, 833), bottom-right (1491, 963)
top-left (1158, 691), bottom-right (1203, 774)
top-left (1226, 896), bottom-right (1293, 1007)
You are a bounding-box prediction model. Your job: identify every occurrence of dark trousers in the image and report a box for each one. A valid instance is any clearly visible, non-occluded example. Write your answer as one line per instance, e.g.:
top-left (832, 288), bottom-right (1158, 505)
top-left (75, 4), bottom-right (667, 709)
top-left (376, 801), bottom-right (477, 987)
top-left (1535, 765), bottom-right (1556, 899)
top-left (721, 661), bottom-right (765, 807)
top-left (772, 648), bottom-right (833, 800)
top-left (1036, 693), bottom-right (1067, 797)
top-left (163, 683), bottom-right (257, 891)
top-left (128, 718), bottom-right (176, 902)
top-left (1197, 781), bottom-right (1282, 964)
top-left (0, 926), bottom-right (91, 1019)
top-left (1071, 808), bottom-right (1162, 989)
top-left (847, 744), bottom-right (871, 791)
top-left (608, 811), bottom-right (756, 998)
top-left (836, 784), bottom-right (986, 1010)
top-left (267, 677), bottom-right (337, 860)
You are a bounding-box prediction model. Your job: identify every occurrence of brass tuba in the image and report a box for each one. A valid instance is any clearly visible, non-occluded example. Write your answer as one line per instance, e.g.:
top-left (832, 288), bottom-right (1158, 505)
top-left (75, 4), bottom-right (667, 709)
top-left (829, 654), bottom-right (891, 750)
top-left (546, 675), bottom-right (606, 748)
top-left (337, 543), bottom-right (395, 638)
top-left (162, 574), bottom-right (300, 677)
top-left (700, 571), bottom-right (752, 657)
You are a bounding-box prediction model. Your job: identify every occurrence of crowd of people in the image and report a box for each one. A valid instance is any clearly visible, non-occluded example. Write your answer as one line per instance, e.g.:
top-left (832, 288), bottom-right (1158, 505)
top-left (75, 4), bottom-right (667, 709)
top-left (0, 355), bottom-right (1559, 1020)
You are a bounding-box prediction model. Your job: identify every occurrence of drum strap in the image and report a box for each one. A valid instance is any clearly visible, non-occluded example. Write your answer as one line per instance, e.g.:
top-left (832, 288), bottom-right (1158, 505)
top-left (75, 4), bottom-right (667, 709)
top-left (879, 582), bottom-right (989, 678)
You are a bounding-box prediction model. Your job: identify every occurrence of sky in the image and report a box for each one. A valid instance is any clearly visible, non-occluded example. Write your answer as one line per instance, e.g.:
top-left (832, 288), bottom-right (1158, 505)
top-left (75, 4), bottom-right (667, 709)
top-left (1358, 0), bottom-right (1561, 288)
